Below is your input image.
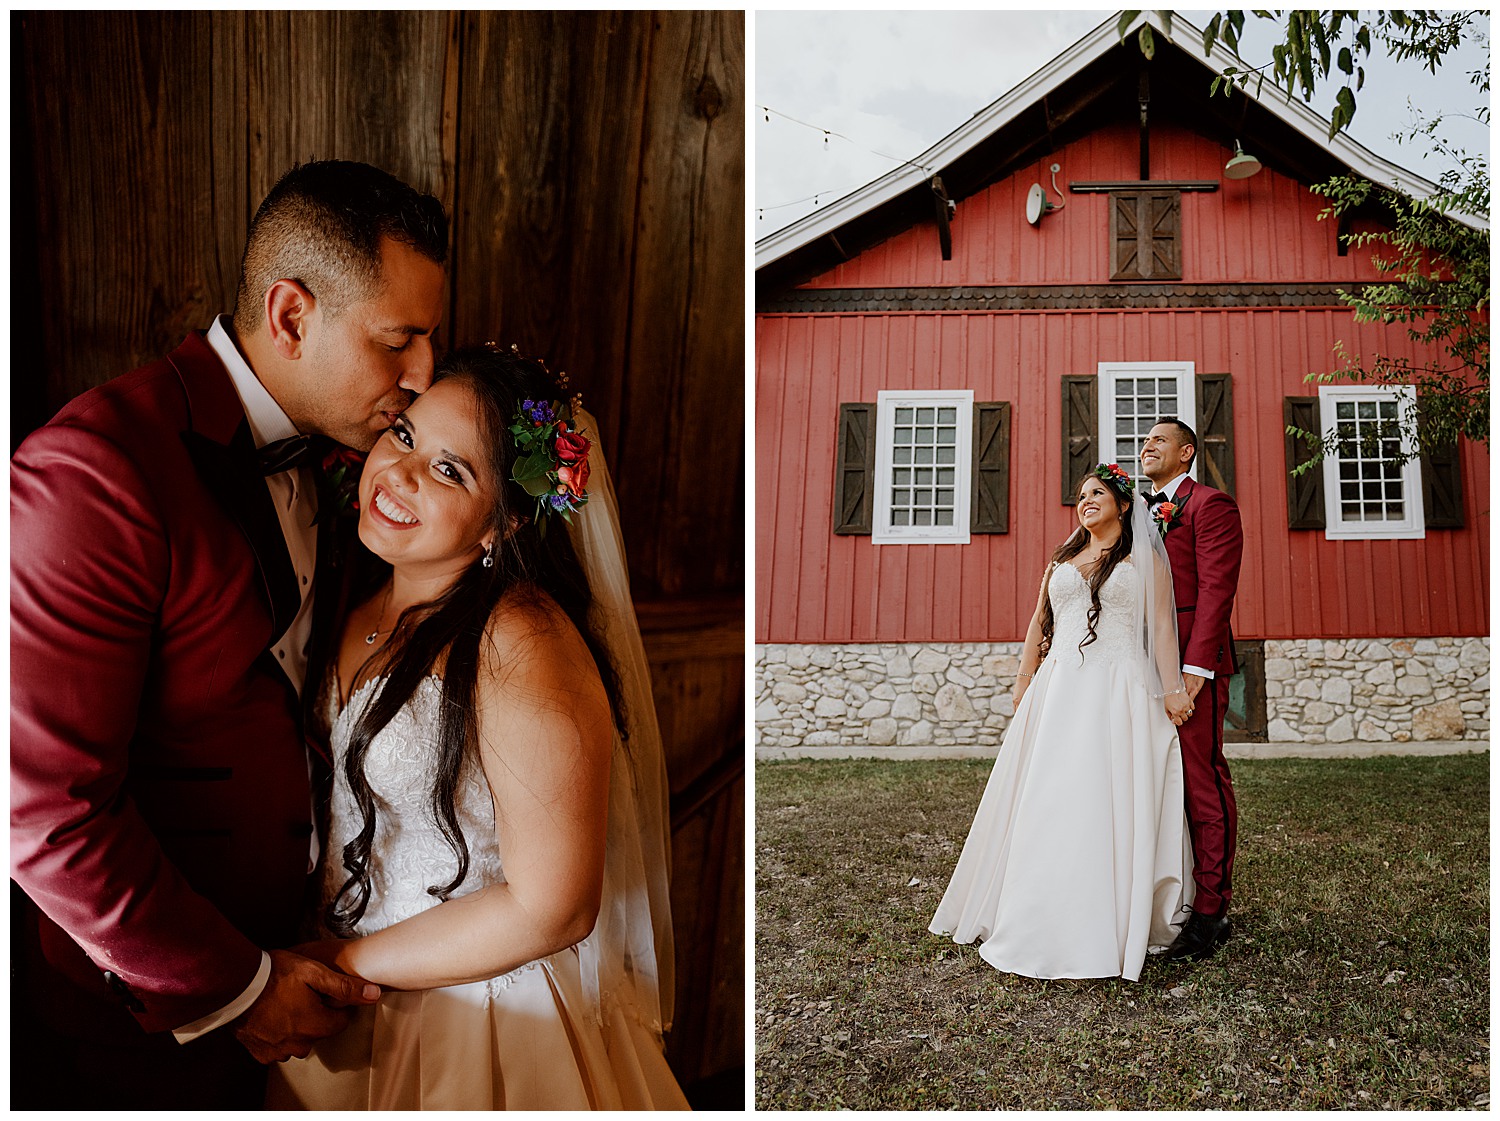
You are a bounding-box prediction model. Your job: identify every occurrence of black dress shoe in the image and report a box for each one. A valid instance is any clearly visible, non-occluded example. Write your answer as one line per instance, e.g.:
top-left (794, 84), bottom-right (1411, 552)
top-left (1164, 910), bottom-right (1232, 961)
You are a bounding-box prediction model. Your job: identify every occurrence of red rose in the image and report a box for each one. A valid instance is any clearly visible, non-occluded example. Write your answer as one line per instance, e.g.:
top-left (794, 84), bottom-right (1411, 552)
top-left (555, 431), bottom-right (591, 464)
top-left (322, 447), bottom-right (366, 473)
top-left (556, 456), bottom-right (590, 498)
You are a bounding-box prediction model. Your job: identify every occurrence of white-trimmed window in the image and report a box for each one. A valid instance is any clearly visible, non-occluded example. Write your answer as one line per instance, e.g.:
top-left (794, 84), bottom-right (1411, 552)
top-left (871, 390), bottom-right (973, 544)
top-left (1319, 385), bottom-right (1424, 540)
top-left (1098, 361), bottom-right (1196, 489)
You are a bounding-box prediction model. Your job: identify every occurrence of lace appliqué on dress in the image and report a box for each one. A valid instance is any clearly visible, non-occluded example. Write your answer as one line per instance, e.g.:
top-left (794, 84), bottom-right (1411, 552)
top-left (1049, 561), bottom-right (1140, 665)
top-left (324, 675), bottom-right (535, 998)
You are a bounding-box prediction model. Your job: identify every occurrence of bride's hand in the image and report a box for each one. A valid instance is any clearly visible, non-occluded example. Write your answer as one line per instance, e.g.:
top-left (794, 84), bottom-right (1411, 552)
top-left (1164, 690), bottom-right (1193, 726)
top-left (292, 938), bottom-right (354, 972)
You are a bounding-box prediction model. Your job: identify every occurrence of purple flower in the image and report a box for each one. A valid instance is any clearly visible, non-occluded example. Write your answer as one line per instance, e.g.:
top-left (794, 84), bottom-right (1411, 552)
top-left (521, 398), bottom-right (555, 425)
top-left (548, 493), bottom-right (570, 512)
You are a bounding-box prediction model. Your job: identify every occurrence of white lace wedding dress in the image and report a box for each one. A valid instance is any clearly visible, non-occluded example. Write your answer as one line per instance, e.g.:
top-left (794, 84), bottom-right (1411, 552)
top-left (928, 560), bottom-right (1193, 980)
top-left (266, 675), bottom-right (689, 1110)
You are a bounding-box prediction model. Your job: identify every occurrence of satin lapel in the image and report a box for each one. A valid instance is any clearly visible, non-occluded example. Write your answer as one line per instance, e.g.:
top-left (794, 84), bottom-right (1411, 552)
top-left (169, 333), bottom-right (301, 648)
top-left (181, 423), bottom-right (301, 646)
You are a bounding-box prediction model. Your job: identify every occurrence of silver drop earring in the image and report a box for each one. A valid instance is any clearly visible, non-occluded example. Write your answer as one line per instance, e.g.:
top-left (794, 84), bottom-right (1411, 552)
top-left (482, 541), bottom-right (495, 568)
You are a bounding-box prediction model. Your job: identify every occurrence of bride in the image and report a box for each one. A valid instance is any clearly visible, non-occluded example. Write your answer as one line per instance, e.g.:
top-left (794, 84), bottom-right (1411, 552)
top-left (267, 345), bottom-right (688, 1109)
top-left (929, 464), bottom-right (1194, 981)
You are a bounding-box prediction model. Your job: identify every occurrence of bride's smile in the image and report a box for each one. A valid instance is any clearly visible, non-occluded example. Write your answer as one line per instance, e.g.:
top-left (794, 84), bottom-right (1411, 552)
top-left (356, 380), bottom-right (497, 577)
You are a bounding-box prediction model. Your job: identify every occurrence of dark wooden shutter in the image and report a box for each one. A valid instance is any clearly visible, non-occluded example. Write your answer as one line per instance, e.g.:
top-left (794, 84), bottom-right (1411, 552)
top-left (1061, 375), bottom-right (1097, 505)
top-left (832, 402), bottom-right (876, 535)
top-left (1196, 372), bottom-right (1235, 496)
top-left (1283, 396), bottom-right (1325, 529)
top-left (971, 401), bottom-right (1011, 533)
top-left (1110, 190), bottom-right (1181, 280)
top-left (1420, 439), bottom-right (1465, 528)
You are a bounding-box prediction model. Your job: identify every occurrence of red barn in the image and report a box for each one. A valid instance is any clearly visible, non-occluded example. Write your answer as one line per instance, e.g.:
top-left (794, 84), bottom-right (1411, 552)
top-left (754, 13), bottom-right (1488, 756)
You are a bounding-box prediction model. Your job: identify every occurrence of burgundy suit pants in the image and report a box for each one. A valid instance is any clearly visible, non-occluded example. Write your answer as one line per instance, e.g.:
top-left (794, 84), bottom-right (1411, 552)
top-left (1179, 673), bottom-right (1237, 916)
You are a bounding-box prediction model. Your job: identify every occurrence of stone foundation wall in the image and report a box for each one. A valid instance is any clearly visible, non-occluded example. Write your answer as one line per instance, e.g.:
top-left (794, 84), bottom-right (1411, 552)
top-left (1264, 637), bottom-right (1488, 744)
top-left (755, 637), bottom-right (1489, 756)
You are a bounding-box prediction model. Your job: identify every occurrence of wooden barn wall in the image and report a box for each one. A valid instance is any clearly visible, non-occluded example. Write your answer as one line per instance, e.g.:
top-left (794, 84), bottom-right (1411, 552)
top-left (755, 307), bottom-right (1489, 646)
top-left (14, 10), bottom-right (743, 1092)
top-left (801, 122), bottom-right (1394, 289)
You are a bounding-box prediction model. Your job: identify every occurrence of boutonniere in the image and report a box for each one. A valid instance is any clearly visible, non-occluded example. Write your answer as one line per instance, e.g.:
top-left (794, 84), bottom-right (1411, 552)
top-left (1152, 496), bottom-right (1186, 539)
top-left (314, 446), bottom-right (366, 528)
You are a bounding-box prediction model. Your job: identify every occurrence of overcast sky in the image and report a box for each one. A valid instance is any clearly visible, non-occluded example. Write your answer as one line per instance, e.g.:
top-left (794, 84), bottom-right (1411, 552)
top-left (754, 10), bottom-right (1490, 237)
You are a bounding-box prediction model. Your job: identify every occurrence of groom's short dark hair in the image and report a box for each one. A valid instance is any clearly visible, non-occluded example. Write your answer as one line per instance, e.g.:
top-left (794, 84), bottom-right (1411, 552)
top-left (232, 160), bottom-right (448, 335)
top-left (1155, 417), bottom-right (1198, 468)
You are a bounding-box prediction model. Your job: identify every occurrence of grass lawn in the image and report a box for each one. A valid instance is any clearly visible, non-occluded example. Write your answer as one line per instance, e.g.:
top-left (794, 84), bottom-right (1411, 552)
top-left (755, 754), bottom-right (1489, 1110)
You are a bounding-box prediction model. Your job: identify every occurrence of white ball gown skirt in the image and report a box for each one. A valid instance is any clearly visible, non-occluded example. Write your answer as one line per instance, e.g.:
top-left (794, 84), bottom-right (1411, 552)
top-left (929, 562), bottom-right (1193, 980)
top-left (265, 676), bottom-right (689, 1110)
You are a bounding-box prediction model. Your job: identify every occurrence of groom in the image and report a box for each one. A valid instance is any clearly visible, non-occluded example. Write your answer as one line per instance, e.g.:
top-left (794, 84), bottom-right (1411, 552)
top-left (1140, 418), bottom-right (1244, 962)
top-left (11, 161), bottom-right (447, 1107)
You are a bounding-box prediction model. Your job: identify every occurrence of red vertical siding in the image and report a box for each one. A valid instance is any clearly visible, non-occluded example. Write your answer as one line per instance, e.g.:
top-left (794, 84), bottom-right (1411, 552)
top-left (802, 123), bottom-right (1394, 290)
top-left (755, 307), bottom-right (1489, 644)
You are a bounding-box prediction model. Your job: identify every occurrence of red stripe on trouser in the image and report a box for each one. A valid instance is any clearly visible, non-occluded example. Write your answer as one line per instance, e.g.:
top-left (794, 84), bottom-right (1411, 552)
top-left (1179, 673), bottom-right (1237, 915)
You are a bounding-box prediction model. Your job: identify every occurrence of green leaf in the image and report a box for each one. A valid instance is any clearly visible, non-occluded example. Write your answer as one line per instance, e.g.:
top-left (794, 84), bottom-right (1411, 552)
top-left (1159, 10), bottom-right (1172, 39)
top-left (1117, 10), bottom-right (1140, 40)
top-left (1210, 75), bottom-right (1221, 97)
top-left (1202, 12), bottom-right (1220, 55)
top-left (1338, 46), bottom-right (1353, 75)
top-left (1138, 23), bottom-right (1155, 60)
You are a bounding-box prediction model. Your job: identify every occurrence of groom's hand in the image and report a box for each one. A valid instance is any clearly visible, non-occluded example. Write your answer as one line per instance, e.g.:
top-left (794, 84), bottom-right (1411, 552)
top-left (1183, 672), bottom-right (1206, 702)
top-left (233, 948), bottom-right (382, 1063)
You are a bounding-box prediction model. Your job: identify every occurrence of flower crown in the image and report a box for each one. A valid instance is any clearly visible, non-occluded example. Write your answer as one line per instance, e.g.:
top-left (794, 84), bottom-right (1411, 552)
top-left (490, 342), bottom-right (591, 531)
top-left (1093, 462), bottom-right (1136, 502)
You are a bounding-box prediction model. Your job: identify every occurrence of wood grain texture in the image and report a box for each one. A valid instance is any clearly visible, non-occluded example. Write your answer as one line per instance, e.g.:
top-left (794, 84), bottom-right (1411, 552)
top-left (15, 8), bottom-right (744, 1091)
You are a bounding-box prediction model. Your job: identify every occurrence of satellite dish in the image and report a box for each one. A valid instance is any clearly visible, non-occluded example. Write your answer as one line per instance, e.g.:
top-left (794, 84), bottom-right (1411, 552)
top-left (1026, 183), bottom-right (1047, 225)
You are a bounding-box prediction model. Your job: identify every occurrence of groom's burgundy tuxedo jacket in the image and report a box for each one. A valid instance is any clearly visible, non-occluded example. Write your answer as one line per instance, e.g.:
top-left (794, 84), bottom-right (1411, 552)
top-left (1159, 475), bottom-right (1243, 677)
top-left (11, 333), bottom-right (316, 1039)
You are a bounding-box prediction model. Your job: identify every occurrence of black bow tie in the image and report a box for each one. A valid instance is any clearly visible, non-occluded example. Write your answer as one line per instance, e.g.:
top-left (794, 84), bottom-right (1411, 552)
top-left (258, 435), bottom-right (314, 476)
top-left (1145, 489), bottom-right (1169, 507)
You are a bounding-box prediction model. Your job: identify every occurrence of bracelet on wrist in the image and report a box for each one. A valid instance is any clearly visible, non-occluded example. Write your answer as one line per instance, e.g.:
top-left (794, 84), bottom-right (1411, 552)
top-left (1017, 671), bottom-right (1034, 679)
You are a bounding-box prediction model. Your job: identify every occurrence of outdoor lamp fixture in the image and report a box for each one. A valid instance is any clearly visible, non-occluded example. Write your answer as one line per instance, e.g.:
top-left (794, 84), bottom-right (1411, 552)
top-left (1223, 140), bottom-right (1262, 179)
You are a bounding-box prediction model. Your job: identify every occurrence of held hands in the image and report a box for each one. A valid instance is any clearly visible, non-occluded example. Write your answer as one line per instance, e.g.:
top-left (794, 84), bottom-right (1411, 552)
top-left (232, 948), bottom-right (381, 1064)
top-left (1164, 689), bottom-right (1193, 726)
top-left (1183, 672), bottom-right (1206, 702)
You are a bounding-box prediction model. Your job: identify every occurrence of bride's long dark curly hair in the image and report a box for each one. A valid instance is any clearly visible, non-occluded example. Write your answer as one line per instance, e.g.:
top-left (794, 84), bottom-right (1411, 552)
top-left (1038, 471), bottom-right (1135, 660)
top-left (325, 345), bottom-right (622, 936)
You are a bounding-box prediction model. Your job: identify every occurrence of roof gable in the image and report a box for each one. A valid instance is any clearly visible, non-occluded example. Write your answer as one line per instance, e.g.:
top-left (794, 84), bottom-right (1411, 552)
top-left (756, 11), bottom-right (1482, 296)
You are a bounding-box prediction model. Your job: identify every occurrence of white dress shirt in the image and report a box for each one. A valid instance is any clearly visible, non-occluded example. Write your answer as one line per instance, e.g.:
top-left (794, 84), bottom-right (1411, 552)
top-left (173, 318), bottom-right (320, 1043)
top-left (1150, 471), bottom-right (1215, 682)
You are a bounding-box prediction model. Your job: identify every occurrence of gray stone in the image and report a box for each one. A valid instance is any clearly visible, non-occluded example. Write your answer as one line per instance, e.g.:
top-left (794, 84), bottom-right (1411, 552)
top-left (858, 700), bottom-right (892, 720)
top-left (754, 698), bottom-right (782, 723)
top-left (913, 649), bottom-right (950, 675)
top-left (1414, 639), bottom-right (1440, 655)
top-left (772, 682), bottom-right (807, 705)
top-left (1365, 643), bottom-right (1393, 662)
top-left (813, 696), bottom-right (846, 718)
top-left (912, 674), bottom-right (938, 694)
top-left (1367, 662), bottom-right (1396, 687)
top-left (888, 655), bottom-right (913, 678)
top-left (787, 647), bottom-right (811, 669)
top-left (810, 647), bottom-right (836, 669)
top-left (934, 684), bottom-right (979, 722)
top-left (1472, 674), bottom-right (1489, 693)
top-left (762, 646), bottom-right (787, 664)
top-left (1268, 719), bottom-right (1304, 743)
top-left (946, 667), bottom-right (976, 689)
top-left (992, 693), bottom-right (1015, 718)
top-left (872, 683), bottom-right (898, 701)
top-left (1396, 675), bottom-right (1433, 697)
top-left (1405, 658), bottom-right (1430, 677)
top-left (1321, 678), bottom-right (1353, 706)
top-left (903, 720), bottom-right (934, 746)
top-left (1459, 642), bottom-right (1489, 669)
top-left (982, 653), bottom-right (1019, 679)
top-left (846, 684), bottom-right (870, 707)
top-left (805, 731), bottom-right (841, 746)
top-left (1295, 679), bottom-right (1322, 700)
top-left (892, 693), bottom-right (924, 721)
top-left (1358, 720), bottom-right (1392, 742)
top-left (1304, 702), bottom-right (1336, 725)
top-left (1432, 656), bottom-right (1461, 675)
top-left (1326, 715), bottom-right (1355, 741)
top-left (1325, 641), bottom-right (1346, 660)
top-left (1265, 658), bottom-right (1295, 681)
top-left (868, 718), bottom-right (899, 746)
top-left (1413, 700), bottom-right (1466, 741)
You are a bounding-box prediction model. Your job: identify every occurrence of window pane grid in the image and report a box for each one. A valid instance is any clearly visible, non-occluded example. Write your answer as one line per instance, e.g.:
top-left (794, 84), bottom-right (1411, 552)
top-left (889, 412), bottom-right (959, 527)
top-left (1110, 376), bottom-right (1179, 486)
top-left (1334, 401), bottom-right (1405, 522)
